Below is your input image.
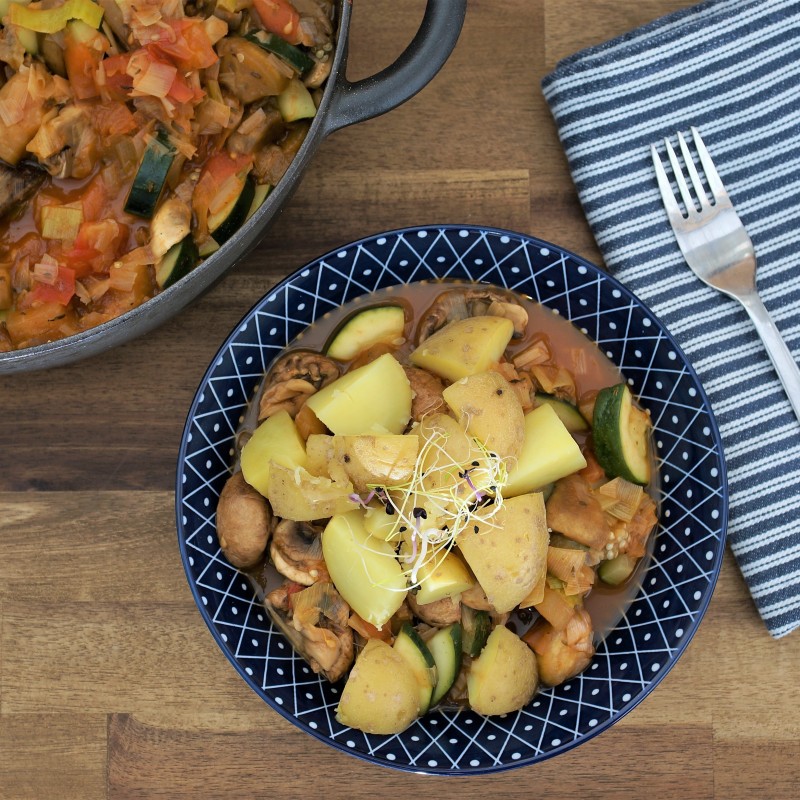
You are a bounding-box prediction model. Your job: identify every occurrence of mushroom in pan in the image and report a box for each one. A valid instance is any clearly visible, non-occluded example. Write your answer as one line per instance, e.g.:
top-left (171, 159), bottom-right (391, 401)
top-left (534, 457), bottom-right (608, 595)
top-left (0, 162), bottom-right (46, 222)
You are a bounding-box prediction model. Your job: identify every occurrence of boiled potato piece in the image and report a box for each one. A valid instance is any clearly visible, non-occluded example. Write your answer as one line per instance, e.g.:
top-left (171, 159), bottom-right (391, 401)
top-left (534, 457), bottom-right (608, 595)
top-left (240, 410), bottom-right (307, 496)
top-left (410, 316), bottom-right (514, 382)
top-left (414, 549), bottom-right (474, 605)
top-left (443, 371), bottom-right (525, 462)
top-left (363, 504), bottom-right (402, 542)
top-left (457, 493), bottom-right (548, 613)
top-left (322, 510), bottom-right (407, 627)
top-left (504, 404), bottom-right (588, 497)
top-left (336, 639), bottom-right (420, 734)
top-left (216, 471), bottom-right (271, 568)
top-left (305, 353), bottom-right (412, 435)
top-left (305, 433), bottom-right (334, 476)
top-left (266, 463), bottom-right (356, 521)
top-left (468, 625), bottom-right (538, 715)
top-left (333, 434), bottom-right (419, 492)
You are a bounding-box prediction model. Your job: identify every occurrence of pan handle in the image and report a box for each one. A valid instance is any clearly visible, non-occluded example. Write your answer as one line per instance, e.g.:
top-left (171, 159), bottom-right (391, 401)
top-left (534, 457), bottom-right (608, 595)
top-left (321, 0), bottom-right (467, 136)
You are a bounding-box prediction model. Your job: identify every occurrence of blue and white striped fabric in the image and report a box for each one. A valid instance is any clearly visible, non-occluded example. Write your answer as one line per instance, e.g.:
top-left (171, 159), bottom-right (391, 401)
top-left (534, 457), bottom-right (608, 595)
top-left (542, 0), bottom-right (800, 638)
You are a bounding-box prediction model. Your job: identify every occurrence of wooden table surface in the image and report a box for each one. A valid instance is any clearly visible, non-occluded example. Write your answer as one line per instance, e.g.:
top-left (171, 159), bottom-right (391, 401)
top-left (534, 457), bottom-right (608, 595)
top-left (2, 2), bottom-right (798, 798)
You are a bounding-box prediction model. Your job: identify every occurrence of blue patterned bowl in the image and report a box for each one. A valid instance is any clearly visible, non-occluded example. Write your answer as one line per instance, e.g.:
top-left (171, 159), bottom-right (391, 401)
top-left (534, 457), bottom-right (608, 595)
top-left (176, 225), bottom-right (727, 775)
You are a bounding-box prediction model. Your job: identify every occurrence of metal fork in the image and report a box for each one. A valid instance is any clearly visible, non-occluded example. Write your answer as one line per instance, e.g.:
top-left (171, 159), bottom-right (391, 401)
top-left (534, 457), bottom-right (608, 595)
top-left (651, 126), bottom-right (800, 423)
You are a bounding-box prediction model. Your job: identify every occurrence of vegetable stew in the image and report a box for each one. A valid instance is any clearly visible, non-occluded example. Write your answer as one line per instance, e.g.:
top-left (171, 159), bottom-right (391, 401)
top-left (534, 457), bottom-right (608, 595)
top-left (217, 282), bottom-right (659, 735)
top-left (0, 0), bottom-right (336, 351)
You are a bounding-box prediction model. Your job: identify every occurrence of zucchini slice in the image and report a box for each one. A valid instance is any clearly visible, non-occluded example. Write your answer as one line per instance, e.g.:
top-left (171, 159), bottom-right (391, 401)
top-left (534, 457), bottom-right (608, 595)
top-left (208, 175), bottom-right (255, 245)
top-left (427, 623), bottom-right (463, 706)
top-left (246, 183), bottom-right (272, 221)
top-left (124, 130), bottom-right (175, 219)
top-left (156, 235), bottom-right (198, 289)
top-left (277, 78), bottom-right (317, 122)
top-left (598, 553), bottom-right (638, 586)
top-left (461, 606), bottom-right (491, 658)
top-left (393, 622), bottom-right (437, 715)
top-left (244, 31), bottom-right (313, 74)
top-left (593, 383), bottom-right (651, 485)
top-left (325, 305), bottom-right (406, 361)
top-left (534, 393), bottom-right (589, 433)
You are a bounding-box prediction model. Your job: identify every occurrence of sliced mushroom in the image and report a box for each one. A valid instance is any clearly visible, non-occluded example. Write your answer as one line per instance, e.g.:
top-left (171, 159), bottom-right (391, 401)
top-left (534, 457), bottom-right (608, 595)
top-left (149, 196), bottom-right (192, 259)
top-left (417, 288), bottom-right (529, 344)
top-left (0, 162), bottom-right (46, 222)
top-left (217, 37), bottom-right (291, 105)
top-left (265, 580), bottom-right (354, 682)
top-left (270, 519), bottom-right (328, 585)
top-left (258, 350), bottom-right (339, 420)
top-left (408, 593), bottom-right (461, 626)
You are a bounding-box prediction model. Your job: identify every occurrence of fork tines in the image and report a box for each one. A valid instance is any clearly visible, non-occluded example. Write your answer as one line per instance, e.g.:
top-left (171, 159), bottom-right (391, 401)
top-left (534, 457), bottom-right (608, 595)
top-left (651, 126), bottom-right (729, 220)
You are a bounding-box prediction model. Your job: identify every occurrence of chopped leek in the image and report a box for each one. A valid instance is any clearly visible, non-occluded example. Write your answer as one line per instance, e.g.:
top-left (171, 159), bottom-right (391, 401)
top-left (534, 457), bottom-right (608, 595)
top-left (40, 205), bottom-right (83, 241)
top-left (9, 0), bottom-right (104, 34)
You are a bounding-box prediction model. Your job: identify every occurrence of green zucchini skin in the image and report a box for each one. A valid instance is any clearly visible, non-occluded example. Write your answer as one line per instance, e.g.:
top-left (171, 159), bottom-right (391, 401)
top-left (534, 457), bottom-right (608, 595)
top-left (125, 130), bottom-right (175, 219)
top-left (534, 393), bottom-right (589, 433)
top-left (156, 236), bottom-right (199, 289)
top-left (394, 622), bottom-right (437, 714)
top-left (210, 175), bottom-right (256, 245)
top-left (325, 305), bottom-right (406, 361)
top-left (244, 31), bottom-right (313, 73)
top-left (592, 383), bottom-right (651, 485)
top-left (427, 623), bottom-right (463, 706)
top-left (461, 606), bottom-right (491, 657)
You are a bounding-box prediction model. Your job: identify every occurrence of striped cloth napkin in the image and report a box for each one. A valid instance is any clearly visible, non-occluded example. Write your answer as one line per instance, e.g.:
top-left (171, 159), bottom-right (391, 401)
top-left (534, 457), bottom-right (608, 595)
top-left (542, 0), bottom-right (800, 638)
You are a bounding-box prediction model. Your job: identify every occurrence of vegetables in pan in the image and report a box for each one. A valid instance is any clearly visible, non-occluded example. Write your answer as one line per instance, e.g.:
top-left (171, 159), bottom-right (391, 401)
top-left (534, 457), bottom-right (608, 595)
top-left (217, 282), bottom-right (659, 734)
top-left (0, 0), bottom-right (336, 351)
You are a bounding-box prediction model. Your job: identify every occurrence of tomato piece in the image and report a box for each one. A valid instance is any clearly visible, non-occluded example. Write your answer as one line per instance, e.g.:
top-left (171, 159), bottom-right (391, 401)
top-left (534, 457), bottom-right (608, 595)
top-left (30, 265), bottom-right (76, 306)
top-left (64, 39), bottom-right (99, 99)
top-left (80, 176), bottom-right (108, 223)
top-left (152, 19), bottom-right (218, 71)
top-left (102, 52), bottom-right (134, 100)
top-left (168, 71), bottom-right (198, 104)
top-left (253, 0), bottom-right (303, 44)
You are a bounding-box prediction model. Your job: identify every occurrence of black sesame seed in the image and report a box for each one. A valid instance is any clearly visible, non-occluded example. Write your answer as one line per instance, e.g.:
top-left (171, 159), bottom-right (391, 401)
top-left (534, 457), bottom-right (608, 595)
top-left (343, 454), bottom-right (350, 463)
top-left (473, 525), bottom-right (479, 533)
top-left (471, 461), bottom-right (479, 467)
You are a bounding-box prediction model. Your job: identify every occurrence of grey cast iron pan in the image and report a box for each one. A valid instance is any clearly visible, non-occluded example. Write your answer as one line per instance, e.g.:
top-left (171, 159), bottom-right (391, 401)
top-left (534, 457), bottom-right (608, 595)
top-left (0, 0), bottom-right (467, 374)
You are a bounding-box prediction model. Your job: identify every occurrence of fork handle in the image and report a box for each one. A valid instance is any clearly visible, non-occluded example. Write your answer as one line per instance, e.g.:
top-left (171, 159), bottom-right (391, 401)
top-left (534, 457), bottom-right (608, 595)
top-left (740, 293), bottom-right (800, 424)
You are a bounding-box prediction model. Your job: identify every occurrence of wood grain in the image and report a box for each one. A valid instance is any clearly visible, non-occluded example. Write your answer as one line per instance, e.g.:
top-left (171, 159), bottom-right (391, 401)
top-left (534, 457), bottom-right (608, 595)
top-left (2, 1), bottom-right (798, 798)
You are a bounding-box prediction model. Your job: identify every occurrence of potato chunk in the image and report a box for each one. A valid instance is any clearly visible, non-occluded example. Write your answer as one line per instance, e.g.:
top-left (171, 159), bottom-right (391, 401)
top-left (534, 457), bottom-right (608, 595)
top-left (505, 404), bottom-right (587, 496)
top-left (468, 626), bottom-right (538, 715)
top-left (240, 410), bottom-right (307, 496)
top-left (442, 371), bottom-right (525, 462)
top-left (266, 463), bottom-right (356, 521)
top-left (337, 639), bottom-right (420, 734)
top-left (332, 434), bottom-right (419, 492)
top-left (409, 316), bottom-right (514, 382)
top-left (305, 353), bottom-right (412, 435)
top-left (322, 510), bottom-right (407, 627)
top-left (457, 493), bottom-right (548, 613)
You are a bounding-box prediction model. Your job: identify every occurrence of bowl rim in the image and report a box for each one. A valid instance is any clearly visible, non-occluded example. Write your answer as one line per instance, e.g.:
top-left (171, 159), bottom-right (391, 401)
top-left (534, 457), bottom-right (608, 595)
top-left (175, 223), bottom-right (729, 775)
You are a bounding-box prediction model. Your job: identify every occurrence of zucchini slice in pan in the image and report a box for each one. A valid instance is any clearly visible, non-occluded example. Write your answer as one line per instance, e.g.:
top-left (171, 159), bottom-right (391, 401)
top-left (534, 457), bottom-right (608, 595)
top-left (125, 129), bottom-right (176, 219)
top-left (208, 175), bottom-right (255, 246)
top-left (156, 236), bottom-right (199, 289)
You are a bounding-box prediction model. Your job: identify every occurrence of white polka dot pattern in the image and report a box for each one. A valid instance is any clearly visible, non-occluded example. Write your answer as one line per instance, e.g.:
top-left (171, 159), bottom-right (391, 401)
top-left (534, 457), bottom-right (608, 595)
top-left (176, 226), bottom-right (727, 775)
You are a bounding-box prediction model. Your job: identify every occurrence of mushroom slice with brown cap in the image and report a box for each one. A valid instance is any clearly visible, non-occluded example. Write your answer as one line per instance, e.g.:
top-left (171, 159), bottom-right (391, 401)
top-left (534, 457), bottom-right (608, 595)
top-left (408, 592), bottom-right (461, 626)
top-left (265, 581), bottom-right (354, 682)
top-left (416, 288), bottom-right (528, 344)
top-left (259, 350), bottom-right (340, 421)
top-left (270, 519), bottom-right (328, 585)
